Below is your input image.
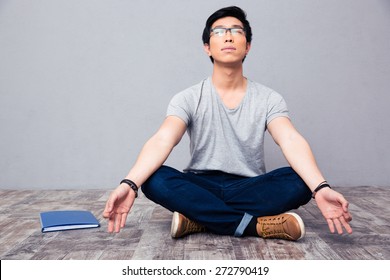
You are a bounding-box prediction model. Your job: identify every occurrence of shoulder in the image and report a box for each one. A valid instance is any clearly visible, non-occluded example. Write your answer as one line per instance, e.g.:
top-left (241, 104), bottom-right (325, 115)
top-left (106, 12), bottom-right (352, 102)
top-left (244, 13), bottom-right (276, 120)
top-left (248, 80), bottom-right (285, 102)
top-left (249, 80), bottom-right (273, 93)
top-left (171, 78), bottom-right (209, 103)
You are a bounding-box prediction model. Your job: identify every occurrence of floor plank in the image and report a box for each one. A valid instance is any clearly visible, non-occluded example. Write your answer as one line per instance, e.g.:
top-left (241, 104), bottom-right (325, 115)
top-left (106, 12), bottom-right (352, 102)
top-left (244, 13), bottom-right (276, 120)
top-left (0, 186), bottom-right (389, 260)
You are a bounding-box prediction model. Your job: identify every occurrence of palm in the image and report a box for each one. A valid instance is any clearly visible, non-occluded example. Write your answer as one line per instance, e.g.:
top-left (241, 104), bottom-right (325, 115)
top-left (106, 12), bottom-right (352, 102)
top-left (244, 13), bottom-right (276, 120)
top-left (103, 184), bottom-right (136, 232)
top-left (315, 188), bottom-right (352, 234)
top-left (112, 190), bottom-right (133, 214)
top-left (317, 195), bottom-right (344, 219)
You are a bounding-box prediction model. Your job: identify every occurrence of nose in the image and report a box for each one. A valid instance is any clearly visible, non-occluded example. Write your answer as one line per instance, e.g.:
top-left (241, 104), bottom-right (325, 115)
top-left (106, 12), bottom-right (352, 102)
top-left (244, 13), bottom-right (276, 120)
top-left (225, 30), bottom-right (234, 43)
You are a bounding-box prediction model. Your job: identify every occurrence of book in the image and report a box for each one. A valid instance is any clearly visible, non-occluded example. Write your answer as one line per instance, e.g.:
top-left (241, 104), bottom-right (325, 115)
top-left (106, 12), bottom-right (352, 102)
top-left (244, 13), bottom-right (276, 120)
top-left (39, 210), bottom-right (100, 233)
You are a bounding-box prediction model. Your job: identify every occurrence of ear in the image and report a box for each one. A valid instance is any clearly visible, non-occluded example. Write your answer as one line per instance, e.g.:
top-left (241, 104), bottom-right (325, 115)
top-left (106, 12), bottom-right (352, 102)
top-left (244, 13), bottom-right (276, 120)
top-left (245, 42), bottom-right (251, 55)
top-left (203, 44), bottom-right (212, 56)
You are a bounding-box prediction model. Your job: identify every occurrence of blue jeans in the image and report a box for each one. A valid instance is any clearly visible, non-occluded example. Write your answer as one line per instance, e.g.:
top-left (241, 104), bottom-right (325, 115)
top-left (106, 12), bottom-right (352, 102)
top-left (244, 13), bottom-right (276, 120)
top-left (141, 166), bottom-right (312, 237)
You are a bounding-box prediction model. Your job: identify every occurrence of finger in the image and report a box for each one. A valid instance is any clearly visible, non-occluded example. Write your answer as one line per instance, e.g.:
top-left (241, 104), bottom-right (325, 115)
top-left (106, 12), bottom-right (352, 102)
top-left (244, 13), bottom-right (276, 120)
top-left (107, 213), bottom-right (115, 233)
top-left (103, 194), bottom-right (117, 218)
top-left (327, 218), bottom-right (335, 233)
top-left (114, 212), bottom-right (122, 233)
top-left (103, 203), bottom-right (113, 218)
top-left (120, 212), bottom-right (128, 228)
top-left (338, 195), bottom-right (353, 223)
top-left (343, 211), bottom-right (352, 222)
top-left (338, 196), bottom-right (352, 217)
top-left (342, 200), bottom-right (350, 213)
top-left (340, 215), bottom-right (353, 234)
top-left (333, 218), bottom-right (343, 234)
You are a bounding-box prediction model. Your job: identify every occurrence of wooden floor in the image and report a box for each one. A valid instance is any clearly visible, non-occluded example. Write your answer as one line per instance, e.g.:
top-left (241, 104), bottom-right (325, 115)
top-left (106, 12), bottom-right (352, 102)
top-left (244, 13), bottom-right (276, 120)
top-left (0, 186), bottom-right (389, 260)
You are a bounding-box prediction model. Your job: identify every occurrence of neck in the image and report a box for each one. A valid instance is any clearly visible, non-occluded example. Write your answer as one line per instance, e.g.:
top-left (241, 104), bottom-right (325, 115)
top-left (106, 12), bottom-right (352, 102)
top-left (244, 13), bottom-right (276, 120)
top-left (211, 62), bottom-right (245, 93)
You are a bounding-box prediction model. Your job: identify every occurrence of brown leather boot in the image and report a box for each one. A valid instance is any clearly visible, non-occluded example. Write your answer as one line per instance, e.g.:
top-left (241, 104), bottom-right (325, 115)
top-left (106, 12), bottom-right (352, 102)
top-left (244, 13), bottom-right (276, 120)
top-left (171, 212), bottom-right (206, 238)
top-left (257, 212), bottom-right (305, 241)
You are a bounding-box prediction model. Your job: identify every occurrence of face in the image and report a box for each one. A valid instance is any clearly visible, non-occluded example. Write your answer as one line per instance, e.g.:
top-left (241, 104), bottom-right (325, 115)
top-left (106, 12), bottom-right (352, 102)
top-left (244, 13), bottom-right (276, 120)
top-left (204, 16), bottom-right (251, 65)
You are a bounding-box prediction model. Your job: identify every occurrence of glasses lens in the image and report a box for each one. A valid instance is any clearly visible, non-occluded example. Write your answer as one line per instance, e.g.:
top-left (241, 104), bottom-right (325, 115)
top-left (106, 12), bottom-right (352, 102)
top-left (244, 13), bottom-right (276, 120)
top-left (211, 28), bottom-right (245, 37)
top-left (231, 28), bottom-right (245, 36)
top-left (212, 28), bottom-right (225, 37)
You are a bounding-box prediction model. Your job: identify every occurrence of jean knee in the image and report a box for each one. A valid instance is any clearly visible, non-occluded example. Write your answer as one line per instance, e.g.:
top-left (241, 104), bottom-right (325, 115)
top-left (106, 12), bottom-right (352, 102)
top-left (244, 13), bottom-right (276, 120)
top-left (141, 165), bottom-right (180, 199)
top-left (274, 167), bottom-right (312, 206)
top-left (289, 176), bottom-right (312, 206)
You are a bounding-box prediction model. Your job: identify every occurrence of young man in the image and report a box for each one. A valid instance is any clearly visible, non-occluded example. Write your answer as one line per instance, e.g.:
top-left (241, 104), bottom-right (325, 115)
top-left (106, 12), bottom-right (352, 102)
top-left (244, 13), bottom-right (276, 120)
top-left (103, 6), bottom-right (352, 240)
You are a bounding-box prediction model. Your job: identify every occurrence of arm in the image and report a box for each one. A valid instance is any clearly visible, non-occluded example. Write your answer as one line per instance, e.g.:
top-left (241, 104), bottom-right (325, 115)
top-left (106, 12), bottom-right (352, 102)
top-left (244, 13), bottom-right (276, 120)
top-left (103, 116), bottom-right (187, 232)
top-left (267, 116), bottom-right (352, 234)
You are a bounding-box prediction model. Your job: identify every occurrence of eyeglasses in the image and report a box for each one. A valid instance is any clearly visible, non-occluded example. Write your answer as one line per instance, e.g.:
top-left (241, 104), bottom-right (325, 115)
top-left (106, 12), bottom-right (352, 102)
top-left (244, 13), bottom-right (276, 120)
top-left (210, 27), bottom-right (245, 37)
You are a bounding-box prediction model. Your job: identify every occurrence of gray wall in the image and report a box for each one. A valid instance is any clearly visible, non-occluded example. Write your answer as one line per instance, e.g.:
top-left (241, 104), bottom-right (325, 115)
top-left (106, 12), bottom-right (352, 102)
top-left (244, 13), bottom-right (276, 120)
top-left (1, 0), bottom-right (389, 189)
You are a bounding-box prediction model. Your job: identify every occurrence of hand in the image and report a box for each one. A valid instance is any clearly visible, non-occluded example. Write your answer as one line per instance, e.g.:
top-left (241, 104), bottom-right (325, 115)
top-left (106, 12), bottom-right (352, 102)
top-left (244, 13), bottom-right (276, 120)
top-left (103, 183), bottom-right (136, 233)
top-left (314, 187), bottom-right (353, 234)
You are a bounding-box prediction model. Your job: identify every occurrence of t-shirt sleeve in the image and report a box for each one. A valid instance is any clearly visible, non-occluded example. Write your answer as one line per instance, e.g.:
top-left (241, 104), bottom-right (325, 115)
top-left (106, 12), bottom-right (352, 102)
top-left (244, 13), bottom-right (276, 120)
top-left (166, 92), bottom-right (192, 126)
top-left (266, 91), bottom-right (289, 125)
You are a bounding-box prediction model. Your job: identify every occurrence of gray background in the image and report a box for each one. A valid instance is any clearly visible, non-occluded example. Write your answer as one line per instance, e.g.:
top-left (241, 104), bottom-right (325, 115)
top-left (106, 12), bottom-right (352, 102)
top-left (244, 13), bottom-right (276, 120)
top-left (1, 0), bottom-right (389, 189)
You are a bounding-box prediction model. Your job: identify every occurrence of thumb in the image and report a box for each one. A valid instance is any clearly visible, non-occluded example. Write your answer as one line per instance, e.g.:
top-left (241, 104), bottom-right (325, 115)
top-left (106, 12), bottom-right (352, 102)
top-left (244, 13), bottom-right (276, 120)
top-left (342, 200), bottom-right (349, 213)
top-left (103, 194), bottom-right (117, 218)
top-left (337, 194), bottom-right (349, 212)
top-left (103, 206), bottom-right (111, 218)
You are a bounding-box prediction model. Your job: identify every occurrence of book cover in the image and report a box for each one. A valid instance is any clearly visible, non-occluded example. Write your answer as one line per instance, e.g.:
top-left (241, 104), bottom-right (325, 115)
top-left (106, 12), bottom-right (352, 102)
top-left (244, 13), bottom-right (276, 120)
top-left (39, 210), bottom-right (100, 233)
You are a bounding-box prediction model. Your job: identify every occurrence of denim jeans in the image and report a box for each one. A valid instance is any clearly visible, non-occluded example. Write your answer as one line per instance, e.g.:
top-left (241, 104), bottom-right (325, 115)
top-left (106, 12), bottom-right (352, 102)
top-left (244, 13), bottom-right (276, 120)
top-left (141, 165), bottom-right (312, 237)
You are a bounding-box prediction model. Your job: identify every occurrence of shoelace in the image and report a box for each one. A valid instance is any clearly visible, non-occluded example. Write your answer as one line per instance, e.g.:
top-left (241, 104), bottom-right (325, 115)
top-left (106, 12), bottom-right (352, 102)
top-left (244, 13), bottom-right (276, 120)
top-left (184, 220), bottom-right (205, 234)
top-left (259, 217), bottom-right (291, 238)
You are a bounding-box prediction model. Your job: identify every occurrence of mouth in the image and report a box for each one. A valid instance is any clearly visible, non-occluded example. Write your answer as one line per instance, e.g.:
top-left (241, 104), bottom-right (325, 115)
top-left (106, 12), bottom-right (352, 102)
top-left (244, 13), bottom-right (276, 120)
top-left (221, 46), bottom-right (236, 51)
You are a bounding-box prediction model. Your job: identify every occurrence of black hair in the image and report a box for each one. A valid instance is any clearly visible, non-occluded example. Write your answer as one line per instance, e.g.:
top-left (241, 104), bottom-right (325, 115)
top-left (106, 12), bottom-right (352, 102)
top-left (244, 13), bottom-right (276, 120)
top-left (202, 6), bottom-right (252, 63)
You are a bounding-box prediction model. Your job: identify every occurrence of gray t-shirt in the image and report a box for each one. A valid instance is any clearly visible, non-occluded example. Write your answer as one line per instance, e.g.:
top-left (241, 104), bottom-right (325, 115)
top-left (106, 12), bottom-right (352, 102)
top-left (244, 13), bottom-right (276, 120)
top-left (167, 77), bottom-right (289, 177)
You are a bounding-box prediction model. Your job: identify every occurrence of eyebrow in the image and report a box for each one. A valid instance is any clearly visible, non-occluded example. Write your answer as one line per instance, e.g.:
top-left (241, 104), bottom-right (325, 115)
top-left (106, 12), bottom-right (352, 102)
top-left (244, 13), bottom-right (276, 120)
top-left (211, 24), bottom-right (244, 29)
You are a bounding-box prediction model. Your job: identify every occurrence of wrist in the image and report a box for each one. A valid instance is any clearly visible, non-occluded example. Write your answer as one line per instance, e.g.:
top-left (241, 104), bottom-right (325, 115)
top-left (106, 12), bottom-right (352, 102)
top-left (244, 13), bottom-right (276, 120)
top-left (312, 181), bottom-right (331, 199)
top-left (120, 179), bottom-right (139, 198)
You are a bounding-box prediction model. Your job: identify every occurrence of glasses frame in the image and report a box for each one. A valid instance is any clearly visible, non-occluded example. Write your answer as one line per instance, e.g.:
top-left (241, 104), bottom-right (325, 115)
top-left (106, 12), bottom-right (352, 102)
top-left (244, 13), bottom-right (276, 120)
top-left (210, 27), bottom-right (246, 37)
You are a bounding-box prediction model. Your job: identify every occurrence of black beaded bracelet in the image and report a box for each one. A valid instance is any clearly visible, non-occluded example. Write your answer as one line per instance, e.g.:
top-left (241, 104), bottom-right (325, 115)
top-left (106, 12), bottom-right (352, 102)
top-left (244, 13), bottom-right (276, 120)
top-left (312, 183), bottom-right (331, 199)
top-left (120, 179), bottom-right (139, 198)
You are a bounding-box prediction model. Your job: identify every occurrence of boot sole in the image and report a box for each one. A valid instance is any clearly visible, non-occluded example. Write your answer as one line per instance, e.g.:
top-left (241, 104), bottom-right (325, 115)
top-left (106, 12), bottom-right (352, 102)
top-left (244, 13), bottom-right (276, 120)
top-left (170, 211), bottom-right (180, 238)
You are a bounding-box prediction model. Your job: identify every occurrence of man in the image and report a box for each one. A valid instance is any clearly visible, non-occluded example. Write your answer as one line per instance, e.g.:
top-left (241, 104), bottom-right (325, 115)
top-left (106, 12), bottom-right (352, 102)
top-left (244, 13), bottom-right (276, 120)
top-left (103, 6), bottom-right (352, 241)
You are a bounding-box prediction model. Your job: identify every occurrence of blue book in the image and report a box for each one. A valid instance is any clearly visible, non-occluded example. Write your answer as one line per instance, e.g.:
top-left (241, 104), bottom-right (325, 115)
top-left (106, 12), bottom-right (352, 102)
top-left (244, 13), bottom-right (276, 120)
top-left (40, 210), bottom-right (100, 233)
